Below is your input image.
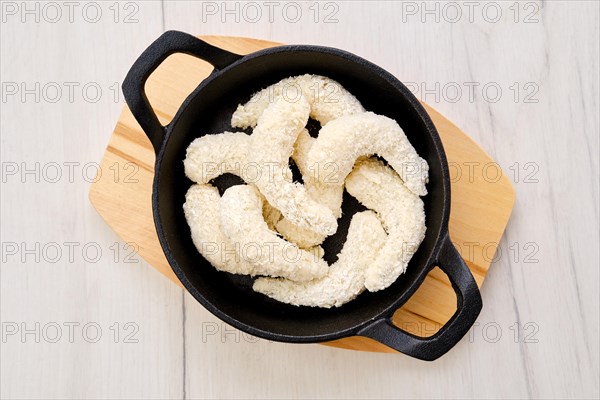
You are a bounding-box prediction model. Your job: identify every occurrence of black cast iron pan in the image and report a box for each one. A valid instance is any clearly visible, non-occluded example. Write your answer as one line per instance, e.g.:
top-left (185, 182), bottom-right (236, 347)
top-left (122, 31), bottom-right (482, 361)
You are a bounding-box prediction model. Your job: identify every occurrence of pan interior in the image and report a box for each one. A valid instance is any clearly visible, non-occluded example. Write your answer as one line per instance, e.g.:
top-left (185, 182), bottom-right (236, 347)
top-left (156, 48), bottom-right (446, 339)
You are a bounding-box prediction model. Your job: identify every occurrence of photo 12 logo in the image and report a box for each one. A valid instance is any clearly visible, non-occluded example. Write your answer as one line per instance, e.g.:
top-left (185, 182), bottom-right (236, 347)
top-left (396, 321), bottom-right (540, 344)
top-left (455, 240), bottom-right (540, 265)
top-left (447, 161), bottom-right (540, 185)
top-left (400, 1), bottom-right (542, 24)
top-left (1, 1), bottom-right (140, 24)
top-left (1, 81), bottom-right (124, 104)
top-left (2, 321), bottom-right (140, 344)
top-left (1, 241), bottom-right (140, 265)
top-left (405, 81), bottom-right (540, 104)
top-left (199, 1), bottom-right (340, 24)
top-left (1, 161), bottom-right (138, 184)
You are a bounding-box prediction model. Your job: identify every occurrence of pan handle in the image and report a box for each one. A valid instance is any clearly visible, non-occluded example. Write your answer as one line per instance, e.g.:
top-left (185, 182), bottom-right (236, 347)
top-left (357, 234), bottom-right (482, 361)
top-left (122, 30), bottom-right (242, 153)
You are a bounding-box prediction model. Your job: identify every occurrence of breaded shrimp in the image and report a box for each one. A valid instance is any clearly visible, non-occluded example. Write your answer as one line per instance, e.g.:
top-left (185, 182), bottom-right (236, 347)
top-left (183, 184), bottom-right (254, 275)
top-left (247, 95), bottom-right (337, 236)
top-left (253, 211), bottom-right (387, 308)
top-left (183, 129), bottom-right (329, 244)
top-left (345, 158), bottom-right (426, 292)
top-left (184, 183), bottom-right (322, 277)
top-left (231, 74), bottom-right (365, 128)
top-left (184, 132), bottom-right (251, 184)
top-left (275, 129), bottom-right (344, 248)
top-left (220, 185), bottom-right (329, 282)
top-left (307, 112), bottom-right (429, 196)
top-left (292, 129), bottom-right (344, 217)
top-left (229, 74), bottom-right (365, 243)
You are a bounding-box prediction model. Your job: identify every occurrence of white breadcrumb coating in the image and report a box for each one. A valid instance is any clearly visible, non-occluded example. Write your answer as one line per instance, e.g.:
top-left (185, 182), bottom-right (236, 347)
top-left (183, 129), bottom-right (297, 238)
top-left (292, 129), bottom-right (344, 217)
top-left (183, 130), bottom-right (287, 232)
top-left (219, 185), bottom-right (329, 282)
top-left (306, 112), bottom-right (429, 196)
top-left (184, 132), bottom-right (251, 184)
top-left (247, 95), bottom-right (338, 236)
top-left (346, 158), bottom-right (426, 292)
top-left (253, 211), bottom-right (388, 308)
top-left (183, 184), bottom-right (254, 275)
top-left (184, 183), bottom-right (323, 277)
top-left (183, 76), bottom-right (429, 303)
top-left (231, 74), bottom-right (365, 129)
top-left (274, 129), bottom-right (344, 248)
top-left (229, 74), bottom-right (365, 246)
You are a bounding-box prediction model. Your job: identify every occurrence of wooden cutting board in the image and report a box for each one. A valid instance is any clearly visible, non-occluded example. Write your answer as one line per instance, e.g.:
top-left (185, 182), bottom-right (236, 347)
top-left (89, 35), bottom-right (515, 353)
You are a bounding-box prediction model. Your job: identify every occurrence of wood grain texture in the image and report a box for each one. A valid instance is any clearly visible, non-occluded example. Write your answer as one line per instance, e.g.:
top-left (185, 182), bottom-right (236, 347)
top-left (88, 35), bottom-right (515, 353)
top-left (1, 2), bottom-right (598, 399)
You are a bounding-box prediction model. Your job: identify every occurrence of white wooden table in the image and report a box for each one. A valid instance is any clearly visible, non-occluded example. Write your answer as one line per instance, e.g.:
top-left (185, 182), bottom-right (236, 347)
top-left (1, 1), bottom-right (598, 399)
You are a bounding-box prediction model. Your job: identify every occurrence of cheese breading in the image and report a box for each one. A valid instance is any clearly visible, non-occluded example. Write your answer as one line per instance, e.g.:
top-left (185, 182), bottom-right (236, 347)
top-left (345, 158), bottom-right (427, 292)
top-left (253, 211), bottom-right (387, 308)
top-left (247, 95), bottom-right (337, 236)
top-left (307, 112), bottom-right (429, 196)
top-left (220, 185), bottom-right (329, 282)
top-left (231, 74), bottom-right (365, 129)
